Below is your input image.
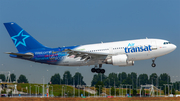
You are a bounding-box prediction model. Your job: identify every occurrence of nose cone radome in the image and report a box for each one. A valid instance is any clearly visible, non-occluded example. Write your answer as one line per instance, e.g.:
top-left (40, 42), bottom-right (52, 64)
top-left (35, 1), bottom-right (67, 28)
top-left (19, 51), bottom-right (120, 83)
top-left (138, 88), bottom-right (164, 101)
top-left (171, 44), bottom-right (177, 52)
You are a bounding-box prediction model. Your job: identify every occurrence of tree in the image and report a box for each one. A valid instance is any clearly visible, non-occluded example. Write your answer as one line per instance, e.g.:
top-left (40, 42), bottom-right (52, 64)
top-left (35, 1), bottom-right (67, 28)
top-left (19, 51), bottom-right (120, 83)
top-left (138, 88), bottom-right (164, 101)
top-left (95, 81), bottom-right (104, 96)
top-left (62, 71), bottom-right (72, 85)
top-left (10, 73), bottom-right (16, 82)
top-left (159, 73), bottom-right (171, 88)
top-left (121, 72), bottom-right (127, 83)
top-left (149, 73), bottom-right (158, 86)
top-left (91, 73), bottom-right (107, 86)
top-left (108, 73), bottom-right (118, 87)
top-left (131, 72), bottom-right (137, 89)
top-left (0, 74), bottom-right (5, 81)
top-left (50, 73), bottom-right (61, 84)
top-left (17, 74), bottom-right (28, 83)
top-left (73, 72), bottom-right (86, 86)
top-left (138, 74), bottom-right (149, 85)
top-left (123, 77), bottom-right (132, 85)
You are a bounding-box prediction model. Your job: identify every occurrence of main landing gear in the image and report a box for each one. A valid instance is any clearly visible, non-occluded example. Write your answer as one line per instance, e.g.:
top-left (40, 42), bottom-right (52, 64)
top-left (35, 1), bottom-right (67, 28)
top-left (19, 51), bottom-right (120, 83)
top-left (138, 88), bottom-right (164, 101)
top-left (151, 58), bottom-right (156, 67)
top-left (91, 64), bottom-right (105, 74)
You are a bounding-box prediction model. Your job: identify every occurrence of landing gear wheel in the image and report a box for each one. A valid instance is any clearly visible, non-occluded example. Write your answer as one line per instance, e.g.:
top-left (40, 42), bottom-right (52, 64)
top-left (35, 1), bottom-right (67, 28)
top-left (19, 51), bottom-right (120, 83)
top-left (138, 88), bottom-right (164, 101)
top-left (100, 69), bottom-right (105, 74)
top-left (96, 68), bottom-right (101, 73)
top-left (151, 63), bottom-right (156, 67)
top-left (151, 58), bottom-right (157, 67)
top-left (91, 68), bottom-right (96, 73)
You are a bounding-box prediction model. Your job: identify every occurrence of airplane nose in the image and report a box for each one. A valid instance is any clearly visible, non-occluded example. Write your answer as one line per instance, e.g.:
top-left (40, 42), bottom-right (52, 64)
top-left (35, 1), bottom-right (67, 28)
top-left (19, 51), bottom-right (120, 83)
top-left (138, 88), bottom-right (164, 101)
top-left (172, 44), bottom-right (177, 51)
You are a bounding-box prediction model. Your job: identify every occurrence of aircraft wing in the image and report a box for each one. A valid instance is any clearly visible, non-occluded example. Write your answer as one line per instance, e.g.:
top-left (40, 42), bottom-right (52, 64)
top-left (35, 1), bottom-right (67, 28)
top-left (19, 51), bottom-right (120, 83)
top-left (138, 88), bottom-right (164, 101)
top-left (63, 49), bottom-right (112, 61)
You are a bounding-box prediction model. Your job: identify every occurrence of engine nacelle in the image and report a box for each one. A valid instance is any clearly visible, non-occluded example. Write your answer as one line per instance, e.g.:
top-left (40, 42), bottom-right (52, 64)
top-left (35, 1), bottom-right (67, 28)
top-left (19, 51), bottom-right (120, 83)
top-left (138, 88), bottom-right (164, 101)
top-left (106, 54), bottom-right (134, 66)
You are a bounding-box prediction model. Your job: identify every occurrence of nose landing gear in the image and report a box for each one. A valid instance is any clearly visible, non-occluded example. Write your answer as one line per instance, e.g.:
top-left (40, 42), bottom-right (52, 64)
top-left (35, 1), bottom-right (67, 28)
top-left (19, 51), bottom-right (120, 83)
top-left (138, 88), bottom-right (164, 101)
top-left (91, 64), bottom-right (105, 73)
top-left (151, 58), bottom-right (157, 67)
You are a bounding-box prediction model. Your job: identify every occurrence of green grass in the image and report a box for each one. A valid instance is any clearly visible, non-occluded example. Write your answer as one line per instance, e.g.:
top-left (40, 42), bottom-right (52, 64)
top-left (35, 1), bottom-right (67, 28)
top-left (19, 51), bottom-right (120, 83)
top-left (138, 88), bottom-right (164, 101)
top-left (3, 83), bottom-right (180, 97)
top-left (17, 83), bottom-right (90, 96)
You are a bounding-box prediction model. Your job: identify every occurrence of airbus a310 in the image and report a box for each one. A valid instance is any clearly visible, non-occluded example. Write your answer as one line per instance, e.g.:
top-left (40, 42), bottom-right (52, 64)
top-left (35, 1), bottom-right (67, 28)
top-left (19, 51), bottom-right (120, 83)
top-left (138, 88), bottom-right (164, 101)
top-left (4, 22), bottom-right (177, 73)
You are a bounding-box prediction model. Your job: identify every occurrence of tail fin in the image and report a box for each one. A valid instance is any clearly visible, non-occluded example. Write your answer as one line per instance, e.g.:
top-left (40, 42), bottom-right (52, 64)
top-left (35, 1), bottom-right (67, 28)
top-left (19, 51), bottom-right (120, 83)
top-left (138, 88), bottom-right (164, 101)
top-left (4, 22), bottom-right (48, 52)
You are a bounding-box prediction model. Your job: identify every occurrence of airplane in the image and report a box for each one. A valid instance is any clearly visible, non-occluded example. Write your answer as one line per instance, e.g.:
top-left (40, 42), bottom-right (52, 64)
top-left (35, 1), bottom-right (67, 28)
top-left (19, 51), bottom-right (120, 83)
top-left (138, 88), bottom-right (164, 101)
top-left (4, 22), bottom-right (177, 73)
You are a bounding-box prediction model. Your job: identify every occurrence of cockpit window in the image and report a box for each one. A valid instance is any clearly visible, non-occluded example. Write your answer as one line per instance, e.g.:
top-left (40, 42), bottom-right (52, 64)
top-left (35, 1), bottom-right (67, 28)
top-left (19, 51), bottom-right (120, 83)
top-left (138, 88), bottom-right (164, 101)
top-left (163, 42), bottom-right (171, 45)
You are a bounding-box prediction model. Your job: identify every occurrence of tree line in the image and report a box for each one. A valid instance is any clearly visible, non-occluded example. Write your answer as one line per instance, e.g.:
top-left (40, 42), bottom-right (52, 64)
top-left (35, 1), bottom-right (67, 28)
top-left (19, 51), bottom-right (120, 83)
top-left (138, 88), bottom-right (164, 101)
top-left (0, 73), bottom-right (28, 83)
top-left (50, 71), bottom-right (86, 86)
top-left (91, 72), bottom-right (174, 89)
top-left (1, 71), bottom-right (180, 92)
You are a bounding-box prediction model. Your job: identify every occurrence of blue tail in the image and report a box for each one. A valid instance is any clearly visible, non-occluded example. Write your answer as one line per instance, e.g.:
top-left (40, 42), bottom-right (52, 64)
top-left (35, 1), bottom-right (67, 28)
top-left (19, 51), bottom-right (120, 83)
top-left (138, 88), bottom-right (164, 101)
top-left (4, 22), bottom-right (48, 52)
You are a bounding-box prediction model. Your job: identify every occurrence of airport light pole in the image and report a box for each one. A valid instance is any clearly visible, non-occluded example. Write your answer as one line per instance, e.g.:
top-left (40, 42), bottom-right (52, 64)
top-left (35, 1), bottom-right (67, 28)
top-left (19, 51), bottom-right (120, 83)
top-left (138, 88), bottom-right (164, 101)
top-left (41, 76), bottom-right (45, 97)
top-left (119, 85), bottom-right (120, 97)
top-left (73, 77), bottom-right (75, 97)
top-left (30, 85), bottom-right (31, 97)
top-left (26, 86), bottom-right (28, 95)
top-left (78, 85), bottom-right (80, 97)
top-left (104, 86), bottom-right (106, 97)
top-left (164, 84), bottom-right (167, 96)
top-left (62, 86), bottom-right (64, 98)
top-left (109, 86), bottom-right (111, 96)
top-left (94, 85), bottom-right (95, 97)
top-left (170, 84), bottom-right (173, 94)
top-left (139, 78), bottom-right (140, 89)
top-left (136, 73), bottom-right (138, 90)
top-left (88, 85), bottom-right (90, 97)
top-left (114, 86), bottom-right (117, 97)
top-left (50, 86), bottom-right (53, 97)
top-left (34, 85), bottom-right (38, 97)
top-left (29, 74), bottom-right (31, 97)
top-left (78, 72), bottom-right (79, 97)
top-left (114, 79), bottom-right (116, 97)
top-left (98, 85), bottom-right (101, 97)
top-left (132, 74), bottom-right (133, 90)
top-left (21, 88), bottom-right (23, 93)
top-left (129, 85), bottom-right (132, 96)
top-left (120, 84), bottom-right (124, 97)
top-left (159, 86), bottom-right (162, 96)
top-left (38, 86), bottom-right (39, 95)
top-left (0, 85), bottom-right (1, 98)
top-left (125, 84), bottom-right (129, 95)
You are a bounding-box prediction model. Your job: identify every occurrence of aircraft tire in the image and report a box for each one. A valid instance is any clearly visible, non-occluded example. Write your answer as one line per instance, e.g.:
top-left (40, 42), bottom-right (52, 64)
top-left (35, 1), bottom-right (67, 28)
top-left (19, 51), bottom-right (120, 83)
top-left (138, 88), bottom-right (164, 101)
top-left (151, 63), bottom-right (156, 67)
top-left (96, 69), bottom-right (101, 73)
top-left (91, 68), bottom-right (96, 73)
top-left (101, 69), bottom-right (105, 73)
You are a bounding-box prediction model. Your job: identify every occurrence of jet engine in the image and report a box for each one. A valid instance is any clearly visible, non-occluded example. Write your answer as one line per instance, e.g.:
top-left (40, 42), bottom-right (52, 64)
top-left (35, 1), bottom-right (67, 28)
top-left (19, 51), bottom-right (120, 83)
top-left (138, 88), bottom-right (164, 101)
top-left (105, 54), bottom-right (134, 66)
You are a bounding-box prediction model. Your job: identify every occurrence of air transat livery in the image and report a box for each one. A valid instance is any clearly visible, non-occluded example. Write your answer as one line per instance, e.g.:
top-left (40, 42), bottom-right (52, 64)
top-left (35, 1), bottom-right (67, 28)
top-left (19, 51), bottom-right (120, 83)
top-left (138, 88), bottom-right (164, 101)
top-left (4, 22), bottom-right (177, 73)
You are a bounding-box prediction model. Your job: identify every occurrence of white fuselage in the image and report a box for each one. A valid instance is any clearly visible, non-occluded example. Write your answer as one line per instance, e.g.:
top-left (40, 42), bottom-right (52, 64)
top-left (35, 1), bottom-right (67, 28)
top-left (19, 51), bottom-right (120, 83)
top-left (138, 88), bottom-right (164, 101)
top-left (59, 39), bottom-right (176, 66)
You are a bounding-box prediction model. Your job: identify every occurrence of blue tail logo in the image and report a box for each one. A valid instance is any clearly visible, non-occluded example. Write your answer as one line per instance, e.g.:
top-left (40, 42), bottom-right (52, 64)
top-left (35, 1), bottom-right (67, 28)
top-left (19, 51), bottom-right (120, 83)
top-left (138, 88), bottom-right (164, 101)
top-left (11, 30), bottom-right (30, 47)
top-left (4, 22), bottom-right (48, 52)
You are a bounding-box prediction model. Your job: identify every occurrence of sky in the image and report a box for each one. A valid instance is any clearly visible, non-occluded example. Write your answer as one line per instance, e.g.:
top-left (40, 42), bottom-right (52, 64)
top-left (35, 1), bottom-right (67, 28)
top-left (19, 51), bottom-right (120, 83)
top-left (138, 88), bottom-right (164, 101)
top-left (0, 0), bottom-right (179, 85)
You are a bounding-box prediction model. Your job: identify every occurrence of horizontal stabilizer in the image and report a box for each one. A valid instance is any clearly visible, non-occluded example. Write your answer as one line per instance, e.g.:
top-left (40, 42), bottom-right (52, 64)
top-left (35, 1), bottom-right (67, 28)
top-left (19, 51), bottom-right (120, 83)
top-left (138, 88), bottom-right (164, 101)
top-left (5, 52), bottom-right (34, 58)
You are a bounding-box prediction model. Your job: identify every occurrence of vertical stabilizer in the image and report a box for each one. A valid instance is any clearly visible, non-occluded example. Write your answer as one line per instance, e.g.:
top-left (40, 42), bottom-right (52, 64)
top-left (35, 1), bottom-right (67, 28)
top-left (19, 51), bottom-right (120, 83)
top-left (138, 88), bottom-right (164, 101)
top-left (4, 22), bottom-right (48, 52)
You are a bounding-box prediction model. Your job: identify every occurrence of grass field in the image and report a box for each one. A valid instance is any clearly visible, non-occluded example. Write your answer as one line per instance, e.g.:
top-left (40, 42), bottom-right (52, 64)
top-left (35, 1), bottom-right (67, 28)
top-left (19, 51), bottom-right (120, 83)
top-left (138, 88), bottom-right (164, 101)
top-left (2, 83), bottom-right (180, 97)
top-left (1, 97), bottom-right (180, 101)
